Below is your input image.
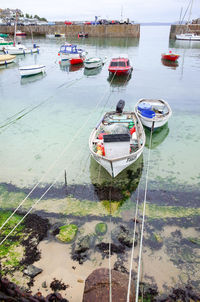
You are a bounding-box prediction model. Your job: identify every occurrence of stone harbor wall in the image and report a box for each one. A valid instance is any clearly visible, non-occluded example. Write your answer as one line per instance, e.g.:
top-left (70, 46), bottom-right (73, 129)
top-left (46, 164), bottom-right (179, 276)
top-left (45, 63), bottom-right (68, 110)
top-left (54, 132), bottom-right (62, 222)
top-left (0, 24), bottom-right (140, 38)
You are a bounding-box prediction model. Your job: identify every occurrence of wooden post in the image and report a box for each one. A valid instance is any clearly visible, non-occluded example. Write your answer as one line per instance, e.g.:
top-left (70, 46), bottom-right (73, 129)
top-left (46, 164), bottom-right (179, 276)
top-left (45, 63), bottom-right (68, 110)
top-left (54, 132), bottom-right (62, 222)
top-left (64, 170), bottom-right (67, 186)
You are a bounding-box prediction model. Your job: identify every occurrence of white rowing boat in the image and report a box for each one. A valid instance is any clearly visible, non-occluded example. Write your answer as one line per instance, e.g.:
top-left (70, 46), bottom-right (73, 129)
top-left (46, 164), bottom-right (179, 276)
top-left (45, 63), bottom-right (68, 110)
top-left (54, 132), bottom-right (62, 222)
top-left (84, 56), bottom-right (107, 69)
top-left (89, 100), bottom-right (145, 177)
top-left (3, 43), bottom-right (39, 55)
top-left (135, 98), bottom-right (172, 130)
top-left (19, 64), bottom-right (45, 77)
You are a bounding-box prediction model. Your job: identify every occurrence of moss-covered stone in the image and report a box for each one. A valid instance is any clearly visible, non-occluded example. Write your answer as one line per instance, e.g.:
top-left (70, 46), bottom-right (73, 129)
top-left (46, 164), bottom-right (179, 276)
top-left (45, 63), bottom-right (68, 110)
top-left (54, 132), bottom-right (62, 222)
top-left (95, 223), bottom-right (107, 235)
top-left (56, 224), bottom-right (78, 243)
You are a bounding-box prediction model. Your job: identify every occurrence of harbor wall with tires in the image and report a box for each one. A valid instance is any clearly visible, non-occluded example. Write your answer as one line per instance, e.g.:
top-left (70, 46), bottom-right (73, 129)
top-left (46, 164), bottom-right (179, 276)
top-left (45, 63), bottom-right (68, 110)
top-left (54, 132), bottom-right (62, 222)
top-left (169, 24), bottom-right (200, 39)
top-left (0, 24), bottom-right (140, 38)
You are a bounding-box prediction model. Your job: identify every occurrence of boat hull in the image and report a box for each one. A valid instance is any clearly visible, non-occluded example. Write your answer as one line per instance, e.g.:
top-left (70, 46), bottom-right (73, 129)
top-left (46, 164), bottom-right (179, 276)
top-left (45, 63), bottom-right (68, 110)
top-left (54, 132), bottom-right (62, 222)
top-left (0, 42), bottom-right (14, 51)
top-left (70, 58), bottom-right (84, 65)
top-left (161, 54), bottom-right (179, 61)
top-left (91, 148), bottom-right (143, 177)
top-left (108, 67), bottom-right (132, 75)
top-left (4, 47), bottom-right (39, 55)
top-left (176, 34), bottom-right (200, 41)
top-left (19, 65), bottom-right (45, 77)
top-left (84, 60), bottom-right (102, 69)
top-left (0, 54), bottom-right (15, 65)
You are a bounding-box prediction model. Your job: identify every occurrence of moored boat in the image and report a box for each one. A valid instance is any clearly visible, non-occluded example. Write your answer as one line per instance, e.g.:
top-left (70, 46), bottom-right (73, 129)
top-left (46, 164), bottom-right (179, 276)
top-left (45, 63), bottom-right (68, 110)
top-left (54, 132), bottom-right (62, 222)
top-left (176, 33), bottom-right (200, 41)
top-left (0, 54), bottom-right (16, 65)
top-left (0, 37), bottom-right (14, 50)
top-left (78, 32), bottom-right (88, 38)
top-left (16, 30), bottom-right (26, 36)
top-left (58, 43), bottom-right (87, 64)
top-left (84, 57), bottom-right (107, 69)
top-left (89, 100), bottom-right (145, 177)
top-left (19, 64), bottom-right (45, 77)
top-left (135, 98), bottom-right (172, 130)
top-left (108, 55), bottom-right (133, 76)
top-left (161, 50), bottom-right (180, 61)
top-left (3, 43), bottom-right (39, 55)
top-left (55, 33), bottom-right (65, 37)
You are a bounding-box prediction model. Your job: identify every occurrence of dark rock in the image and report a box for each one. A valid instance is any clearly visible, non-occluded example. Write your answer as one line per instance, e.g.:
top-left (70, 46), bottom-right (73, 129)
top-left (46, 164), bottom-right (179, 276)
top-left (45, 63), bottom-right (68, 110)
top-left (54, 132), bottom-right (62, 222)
top-left (23, 265), bottom-right (43, 278)
top-left (96, 242), bottom-right (125, 257)
top-left (50, 278), bottom-right (68, 292)
top-left (82, 267), bottom-right (135, 302)
top-left (42, 281), bottom-right (47, 288)
top-left (112, 225), bottom-right (138, 248)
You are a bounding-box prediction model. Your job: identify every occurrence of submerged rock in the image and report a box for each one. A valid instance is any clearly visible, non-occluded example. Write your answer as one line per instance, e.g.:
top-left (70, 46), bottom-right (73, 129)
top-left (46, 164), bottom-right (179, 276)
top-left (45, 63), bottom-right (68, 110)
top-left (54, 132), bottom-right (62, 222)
top-left (23, 264), bottom-right (42, 278)
top-left (95, 222), bottom-right (107, 235)
top-left (112, 225), bottom-right (138, 248)
top-left (56, 224), bottom-right (78, 243)
top-left (82, 267), bottom-right (135, 302)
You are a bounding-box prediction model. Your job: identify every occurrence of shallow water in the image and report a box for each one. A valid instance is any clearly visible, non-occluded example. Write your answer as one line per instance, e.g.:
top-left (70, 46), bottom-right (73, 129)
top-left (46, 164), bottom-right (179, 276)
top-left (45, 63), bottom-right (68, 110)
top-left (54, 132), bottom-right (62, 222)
top-left (0, 25), bottom-right (200, 296)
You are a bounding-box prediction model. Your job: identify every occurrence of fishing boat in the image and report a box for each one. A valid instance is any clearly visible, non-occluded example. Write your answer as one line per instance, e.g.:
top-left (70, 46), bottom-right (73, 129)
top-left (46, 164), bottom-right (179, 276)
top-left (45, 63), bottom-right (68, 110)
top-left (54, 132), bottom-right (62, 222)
top-left (0, 54), bottom-right (16, 65)
top-left (89, 100), bottom-right (145, 177)
top-left (3, 43), bottom-right (39, 55)
top-left (16, 30), bottom-right (26, 36)
top-left (78, 32), bottom-right (88, 38)
top-left (161, 50), bottom-right (180, 61)
top-left (108, 55), bottom-right (133, 75)
top-left (135, 98), bottom-right (172, 130)
top-left (0, 37), bottom-right (14, 50)
top-left (84, 56), bottom-right (107, 69)
top-left (58, 43), bottom-right (87, 64)
top-left (19, 64), bottom-right (45, 77)
top-left (55, 33), bottom-right (65, 37)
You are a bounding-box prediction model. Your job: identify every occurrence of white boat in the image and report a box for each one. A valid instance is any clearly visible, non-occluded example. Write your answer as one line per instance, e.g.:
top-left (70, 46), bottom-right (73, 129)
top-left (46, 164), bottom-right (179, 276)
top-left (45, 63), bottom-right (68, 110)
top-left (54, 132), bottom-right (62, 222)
top-left (19, 64), bottom-right (45, 77)
top-left (0, 54), bottom-right (16, 65)
top-left (84, 56), bottom-right (107, 69)
top-left (176, 33), bottom-right (200, 41)
top-left (135, 98), bottom-right (172, 130)
top-left (0, 37), bottom-right (14, 50)
top-left (3, 43), bottom-right (39, 55)
top-left (176, 0), bottom-right (200, 41)
top-left (89, 100), bottom-right (145, 177)
top-left (58, 43), bottom-right (87, 62)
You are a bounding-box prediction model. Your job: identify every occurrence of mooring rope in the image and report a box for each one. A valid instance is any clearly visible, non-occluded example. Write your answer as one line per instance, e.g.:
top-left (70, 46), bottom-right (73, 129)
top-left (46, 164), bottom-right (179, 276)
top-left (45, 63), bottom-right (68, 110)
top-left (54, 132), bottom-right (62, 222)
top-left (0, 69), bottom-right (118, 237)
top-left (108, 183), bottom-right (113, 302)
top-left (126, 182), bottom-right (141, 302)
top-left (135, 122), bottom-right (154, 302)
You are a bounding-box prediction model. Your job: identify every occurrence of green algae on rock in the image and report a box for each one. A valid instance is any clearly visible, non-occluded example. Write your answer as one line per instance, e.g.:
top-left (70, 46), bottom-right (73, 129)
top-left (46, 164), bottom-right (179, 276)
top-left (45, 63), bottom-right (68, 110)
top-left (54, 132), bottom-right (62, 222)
top-left (95, 223), bottom-right (107, 235)
top-left (56, 224), bottom-right (78, 243)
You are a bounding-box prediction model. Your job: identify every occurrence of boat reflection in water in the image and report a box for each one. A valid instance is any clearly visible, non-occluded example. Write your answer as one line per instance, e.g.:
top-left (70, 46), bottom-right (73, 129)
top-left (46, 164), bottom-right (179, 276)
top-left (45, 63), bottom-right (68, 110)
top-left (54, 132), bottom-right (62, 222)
top-left (20, 72), bottom-right (46, 85)
top-left (59, 60), bottom-right (84, 72)
top-left (145, 123), bottom-right (169, 149)
top-left (90, 155), bottom-right (143, 202)
top-left (107, 72), bottom-right (132, 87)
top-left (161, 58), bottom-right (179, 70)
top-left (84, 66), bottom-right (102, 77)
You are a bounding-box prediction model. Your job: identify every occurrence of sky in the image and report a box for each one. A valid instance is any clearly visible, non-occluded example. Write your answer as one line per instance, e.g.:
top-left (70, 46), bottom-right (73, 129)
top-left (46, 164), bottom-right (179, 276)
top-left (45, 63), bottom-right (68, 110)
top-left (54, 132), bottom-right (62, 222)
top-left (1, 0), bottom-right (199, 23)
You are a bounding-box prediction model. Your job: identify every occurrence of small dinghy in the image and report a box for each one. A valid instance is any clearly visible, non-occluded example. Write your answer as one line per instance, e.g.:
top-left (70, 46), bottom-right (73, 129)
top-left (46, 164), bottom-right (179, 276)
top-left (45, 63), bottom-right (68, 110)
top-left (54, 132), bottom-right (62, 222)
top-left (3, 43), bottom-right (39, 55)
top-left (135, 98), bottom-right (172, 130)
top-left (19, 64), bottom-right (45, 77)
top-left (0, 54), bottom-right (16, 65)
top-left (89, 100), bottom-right (145, 177)
top-left (108, 55), bottom-right (133, 75)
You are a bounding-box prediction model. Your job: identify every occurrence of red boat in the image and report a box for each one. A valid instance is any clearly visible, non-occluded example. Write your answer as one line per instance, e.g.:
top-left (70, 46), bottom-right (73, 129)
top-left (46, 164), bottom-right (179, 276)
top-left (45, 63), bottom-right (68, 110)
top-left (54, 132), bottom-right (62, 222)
top-left (108, 56), bottom-right (133, 75)
top-left (161, 50), bottom-right (180, 61)
top-left (16, 30), bottom-right (26, 36)
top-left (70, 57), bottom-right (85, 65)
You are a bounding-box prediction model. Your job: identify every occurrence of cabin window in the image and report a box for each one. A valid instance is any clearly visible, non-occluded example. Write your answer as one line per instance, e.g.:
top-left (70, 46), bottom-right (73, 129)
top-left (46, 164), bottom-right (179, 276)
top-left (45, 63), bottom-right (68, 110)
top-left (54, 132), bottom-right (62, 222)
top-left (110, 62), bottom-right (118, 67)
top-left (118, 62), bottom-right (126, 67)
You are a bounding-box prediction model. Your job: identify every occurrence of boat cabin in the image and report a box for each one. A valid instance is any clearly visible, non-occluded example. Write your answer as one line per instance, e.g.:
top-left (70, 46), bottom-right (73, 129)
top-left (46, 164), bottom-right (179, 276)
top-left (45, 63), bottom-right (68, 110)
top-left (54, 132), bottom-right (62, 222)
top-left (59, 44), bottom-right (79, 54)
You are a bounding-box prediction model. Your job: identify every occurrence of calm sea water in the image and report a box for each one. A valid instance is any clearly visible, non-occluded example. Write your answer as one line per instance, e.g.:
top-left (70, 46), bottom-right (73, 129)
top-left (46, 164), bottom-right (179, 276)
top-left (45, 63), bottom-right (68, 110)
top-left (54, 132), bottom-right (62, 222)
top-left (1, 25), bottom-right (200, 296)
top-left (0, 25), bottom-right (200, 190)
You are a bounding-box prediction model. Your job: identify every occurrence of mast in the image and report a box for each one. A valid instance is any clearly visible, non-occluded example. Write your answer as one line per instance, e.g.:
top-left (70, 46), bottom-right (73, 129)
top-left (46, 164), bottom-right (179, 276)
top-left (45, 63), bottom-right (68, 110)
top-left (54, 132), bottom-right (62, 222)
top-left (13, 12), bottom-right (17, 46)
top-left (187, 0), bottom-right (193, 28)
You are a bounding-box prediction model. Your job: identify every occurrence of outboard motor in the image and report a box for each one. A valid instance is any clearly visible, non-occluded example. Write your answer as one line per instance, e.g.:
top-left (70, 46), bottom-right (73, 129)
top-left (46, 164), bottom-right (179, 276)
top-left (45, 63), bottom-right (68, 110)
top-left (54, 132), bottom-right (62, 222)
top-left (116, 99), bottom-right (125, 113)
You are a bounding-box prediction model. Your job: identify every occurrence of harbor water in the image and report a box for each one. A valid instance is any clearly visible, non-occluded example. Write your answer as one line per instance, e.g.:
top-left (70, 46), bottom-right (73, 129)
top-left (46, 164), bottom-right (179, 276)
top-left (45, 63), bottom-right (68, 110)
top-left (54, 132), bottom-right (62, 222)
top-left (0, 25), bottom-right (200, 300)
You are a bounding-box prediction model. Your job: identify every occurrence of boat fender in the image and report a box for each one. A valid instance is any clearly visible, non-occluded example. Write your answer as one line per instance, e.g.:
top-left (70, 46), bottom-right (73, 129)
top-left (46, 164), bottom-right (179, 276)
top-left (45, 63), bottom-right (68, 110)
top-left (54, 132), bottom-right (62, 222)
top-left (130, 126), bottom-right (136, 135)
top-left (5, 60), bottom-right (7, 65)
top-left (23, 50), bottom-right (25, 55)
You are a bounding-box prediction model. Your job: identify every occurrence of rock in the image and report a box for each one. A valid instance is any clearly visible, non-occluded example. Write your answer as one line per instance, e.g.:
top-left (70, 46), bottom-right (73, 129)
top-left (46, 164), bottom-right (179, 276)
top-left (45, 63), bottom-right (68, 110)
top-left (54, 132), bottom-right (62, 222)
top-left (23, 265), bottom-right (43, 278)
top-left (112, 225), bottom-right (137, 248)
top-left (42, 281), bottom-right (47, 288)
top-left (82, 268), bottom-right (135, 302)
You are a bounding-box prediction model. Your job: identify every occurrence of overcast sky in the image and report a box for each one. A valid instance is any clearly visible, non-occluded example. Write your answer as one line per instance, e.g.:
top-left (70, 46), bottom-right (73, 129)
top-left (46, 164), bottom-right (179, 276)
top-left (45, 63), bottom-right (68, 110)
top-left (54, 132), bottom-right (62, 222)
top-left (1, 0), bottom-right (199, 22)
